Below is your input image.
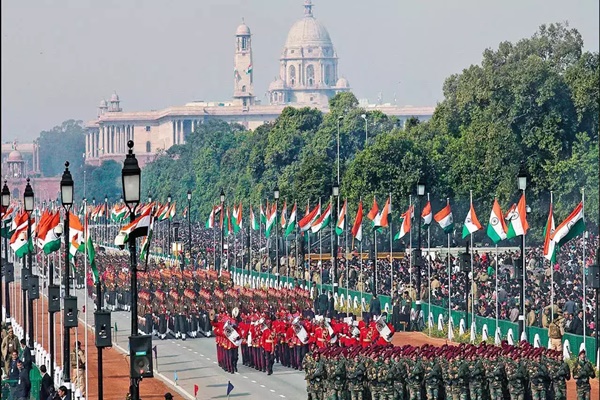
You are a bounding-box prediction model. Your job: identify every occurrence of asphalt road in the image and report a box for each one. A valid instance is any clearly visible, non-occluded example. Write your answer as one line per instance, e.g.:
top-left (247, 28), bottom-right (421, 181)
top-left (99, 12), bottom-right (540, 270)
top-left (71, 286), bottom-right (307, 399)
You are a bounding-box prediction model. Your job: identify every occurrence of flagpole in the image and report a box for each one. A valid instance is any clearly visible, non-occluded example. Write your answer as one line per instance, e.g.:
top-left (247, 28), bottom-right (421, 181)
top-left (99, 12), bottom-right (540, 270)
top-left (409, 195), bottom-right (412, 298)
top-left (84, 201), bottom-right (90, 400)
top-left (470, 190), bottom-right (475, 335)
top-left (581, 187), bottom-right (586, 339)
top-left (319, 230), bottom-right (323, 293)
top-left (389, 192), bottom-right (393, 297)
top-left (374, 229), bottom-right (378, 297)
top-left (427, 193), bottom-right (431, 337)
top-left (345, 198), bottom-right (349, 303)
top-left (447, 198), bottom-right (451, 335)
top-left (550, 192), bottom-right (554, 322)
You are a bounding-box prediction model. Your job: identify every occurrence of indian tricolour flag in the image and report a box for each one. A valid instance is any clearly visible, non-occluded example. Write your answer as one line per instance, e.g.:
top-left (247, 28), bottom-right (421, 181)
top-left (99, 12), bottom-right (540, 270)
top-left (1, 206), bottom-right (15, 238)
top-left (285, 202), bottom-right (297, 237)
top-left (351, 201), bottom-right (363, 242)
top-left (434, 202), bottom-right (454, 234)
top-left (10, 211), bottom-right (33, 257)
top-left (299, 203), bottom-right (320, 232)
top-left (40, 212), bottom-right (61, 254)
top-left (551, 202), bottom-right (585, 248)
top-left (280, 201), bottom-right (287, 229)
top-left (206, 206), bottom-right (216, 229)
top-left (250, 206), bottom-right (260, 231)
top-left (542, 202), bottom-right (556, 262)
top-left (234, 203), bottom-right (243, 233)
top-left (335, 200), bottom-right (346, 236)
top-left (421, 200), bottom-right (432, 229)
top-left (506, 194), bottom-right (529, 238)
top-left (311, 202), bottom-right (331, 233)
top-left (462, 202), bottom-right (483, 239)
top-left (373, 197), bottom-right (391, 230)
top-left (486, 199), bottom-right (507, 244)
top-left (393, 207), bottom-right (411, 240)
top-left (246, 64), bottom-right (253, 74)
top-left (114, 207), bottom-right (152, 245)
top-left (85, 213), bottom-right (100, 283)
top-left (265, 204), bottom-right (277, 238)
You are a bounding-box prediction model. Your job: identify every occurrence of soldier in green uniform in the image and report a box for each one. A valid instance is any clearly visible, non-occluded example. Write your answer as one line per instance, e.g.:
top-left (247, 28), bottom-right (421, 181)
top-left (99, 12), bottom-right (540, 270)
top-left (406, 351), bottom-right (424, 400)
top-left (440, 351), bottom-right (453, 400)
top-left (367, 353), bottom-right (382, 400)
top-left (303, 351), bottom-right (317, 400)
top-left (324, 351), bottom-right (337, 400)
top-left (346, 352), bottom-right (366, 400)
top-left (485, 351), bottom-right (506, 400)
top-left (423, 352), bottom-right (441, 400)
top-left (468, 351), bottom-right (486, 400)
top-left (311, 351), bottom-right (327, 400)
top-left (505, 354), bottom-right (526, 400)
top-left (548, 350), bottom-right (570, 400)
top-left (331, 351), bottom-right (347, 400)
top-left (390, 352), bottom-right (407, 400)
top-left (572, 349), bottom-right (596, 400)
top-left (527, 350), bottom-right (550, 400)
top-left (379, 354), bottom-right (395, 400)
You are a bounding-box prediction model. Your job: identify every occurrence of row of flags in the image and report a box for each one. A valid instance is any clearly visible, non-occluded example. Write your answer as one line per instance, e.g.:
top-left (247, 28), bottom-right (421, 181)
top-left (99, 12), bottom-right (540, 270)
top-left (200, 193), bottom-right (586, 263)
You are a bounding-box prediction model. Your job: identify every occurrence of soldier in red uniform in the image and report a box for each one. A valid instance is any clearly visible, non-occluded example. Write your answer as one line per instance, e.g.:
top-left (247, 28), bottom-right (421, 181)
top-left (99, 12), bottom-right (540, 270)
top-left (239, 314), bottom-right (250, 367)
top-left (261, 320), bottom-right (276, 375)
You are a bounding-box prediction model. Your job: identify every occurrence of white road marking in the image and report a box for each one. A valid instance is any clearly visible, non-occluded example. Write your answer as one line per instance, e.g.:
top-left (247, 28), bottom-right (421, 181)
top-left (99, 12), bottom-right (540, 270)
top-left (260, 384), bottom-right (265, 388)
top-left (194, 352), bottom-right (198, 354)
top-left (251, 380), bottom-right (257, 383)
top-left (176, 344), bottom-right (181, 347)
top-left (279, 395), bottom-right (286, 398)
top-left (206, 358), bottom-right (210, 360)
top-left (199, 354), bottom-right (204, 357)
top-left (243, 376), bottom-right (248, 379)
top-left (270, 389), bottom-right (275, 392)
top-left (213, 361), bottom-right (217, 364)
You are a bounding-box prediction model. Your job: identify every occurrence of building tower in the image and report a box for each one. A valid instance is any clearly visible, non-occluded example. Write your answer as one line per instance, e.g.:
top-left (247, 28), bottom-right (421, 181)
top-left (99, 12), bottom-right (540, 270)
top-left (233, 20), bottom-right (255, 107)
top-left (109, 91), bottom-right (122, 112)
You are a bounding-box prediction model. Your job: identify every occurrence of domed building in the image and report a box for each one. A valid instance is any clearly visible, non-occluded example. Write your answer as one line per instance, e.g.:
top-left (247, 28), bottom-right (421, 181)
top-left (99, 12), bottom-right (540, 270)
top-left (268, 0), bottom-right (350, 106)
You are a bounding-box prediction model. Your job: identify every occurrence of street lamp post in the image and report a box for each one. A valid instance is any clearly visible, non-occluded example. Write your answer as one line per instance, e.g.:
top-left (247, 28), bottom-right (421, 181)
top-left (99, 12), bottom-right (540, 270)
top-left (121, 141), bottom-right (142, 400)
top-left (187, 190), bottom-right (192, 266)
top-left (104, 195), bottom-right (108, 247)
top-left (1, 181), bottom-right (10, 324)
top-left (167, 194), bottom-right (172, 255)
top-left (517, 164), bottom-right (527, 341)
top-left (332, 184), bottom-right (339, 293)
top-left (24, 179), bottom-right (35, 349)
top-left (173, 221), bottom-right (180, 266)
top-left (274, 187), bottom-right (280, 286)
top-left (416, 179), bottom-right (425, 317)
top-left (60, 161), bottom-right (74, 397)
top-left (361, 114), bottom-right (368, 146)
top-left (220, 189), bottom-right (225, 273)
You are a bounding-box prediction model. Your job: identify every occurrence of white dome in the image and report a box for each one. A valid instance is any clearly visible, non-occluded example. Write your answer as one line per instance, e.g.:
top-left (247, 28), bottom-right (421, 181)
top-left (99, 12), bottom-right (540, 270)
top-left (99, 99), bottom-right (108, 107)
top-left (336, 77), bottom-right (350, 88)
top-left (236, 23), bottom-right (251, 36)
top-left (284, 2), bottom-right (332, 48)
top-left (110, 92), bottom-right (119, 102)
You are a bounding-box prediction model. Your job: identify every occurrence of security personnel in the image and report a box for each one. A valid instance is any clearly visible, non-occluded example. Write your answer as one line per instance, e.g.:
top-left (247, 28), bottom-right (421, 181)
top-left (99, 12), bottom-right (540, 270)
top-left (71, 341), bottom-right (86, 397)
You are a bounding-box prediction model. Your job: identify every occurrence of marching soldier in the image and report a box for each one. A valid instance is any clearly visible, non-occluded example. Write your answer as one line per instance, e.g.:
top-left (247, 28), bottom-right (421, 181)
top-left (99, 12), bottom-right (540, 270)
top-left (485, 351), bottom-right (506, 400)
top-left (506, 354), bottom-right (526, 400)
top-left (261, 320), bottom-right (276, 375)
top-left (391, 352), bottom-right (407, 400)
top-left (468, 351), bottom-right (486, 400)
top-left (572, 349), bottom-right (596, 400)
top-left (548, 350), bottom-right (570, 400)
top-left (406, 352), bottom-right (424, 400)
top-left (346, 352), bottom-right (366, 400)
top-left (527, 350), bottom-right (549, 400)
top-left (423, 352), bottom-right (441, 400)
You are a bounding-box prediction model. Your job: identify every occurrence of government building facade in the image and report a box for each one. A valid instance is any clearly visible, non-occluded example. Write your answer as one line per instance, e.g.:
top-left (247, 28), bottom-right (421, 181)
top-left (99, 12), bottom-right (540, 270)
top-left (84, 1), bottom-right (434, 167)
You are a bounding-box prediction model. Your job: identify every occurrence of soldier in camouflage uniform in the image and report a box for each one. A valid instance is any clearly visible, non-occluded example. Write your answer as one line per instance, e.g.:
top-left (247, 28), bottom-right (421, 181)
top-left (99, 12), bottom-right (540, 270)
top-left (303, 351), bottom-right (316, 400)
top-left (310, 351), bottom-right (327, 400)
top-left (346, 353), bottom-right (366, 400)
top-left (468, 352), bottom-right (486, 400)
top-left (527, 351), bottom-right (549, 400)
top-left (368, 355), bottom-right (386, 400)
top-left (572, 349), bottom-right (596, 400)
top-left (390, 353), bottom-right (407, 400)
top-left (548, 350), bottom-right (570, 400)
top-left (379, 355), bottom-right (395, 400)
top-left (485, 351), bottom-right (506, 400)
top-left (423, 352), bottom-right (441, 400)
top-left (505, 354), bottom-right (527, 400)
top-left (406, 352), bottom-right (424, 400)
top-left (324, 352), bottom-right (337, 400)
top-left (331, 351), bottom-right (347, 400)
top-left (440, 352), bottom-right (453, 400)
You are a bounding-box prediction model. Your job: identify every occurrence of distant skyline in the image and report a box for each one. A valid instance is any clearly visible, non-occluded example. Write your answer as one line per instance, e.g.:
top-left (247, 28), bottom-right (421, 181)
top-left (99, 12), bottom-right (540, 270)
top-left (2, 0), bottom-right (598, 142)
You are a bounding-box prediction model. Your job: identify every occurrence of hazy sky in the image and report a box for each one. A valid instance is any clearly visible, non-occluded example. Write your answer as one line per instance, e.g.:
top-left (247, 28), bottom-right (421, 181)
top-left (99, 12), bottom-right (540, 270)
top-left (2, 0), bottom-right (598, 142)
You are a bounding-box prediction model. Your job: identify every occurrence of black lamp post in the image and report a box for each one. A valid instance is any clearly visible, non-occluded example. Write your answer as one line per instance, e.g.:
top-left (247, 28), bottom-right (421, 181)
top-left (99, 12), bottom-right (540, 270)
top-left (416, 179), bottom-right (425, 316)
top-left (92, 197), bottom-right (96, 243)
top-left (121, 141), bottom-right (142, 400)
top-left (104, 195), bottom-right (108, 246)
top-left (60, 161), bottom-right (74, 397)
top-left (173, 221), bottom-right (180, 264)
top-left (517, 164), bottom-right (527, 341)
top-left (274, 186), bottom-right (280, 285)
top-left (24, 179), bottom-right (35, 350)
top-left (220, 188), bottom-right (225, 273)
top-left (167, 194), bottom-right (172, 255)
top-left (1, 180), bottom-right (9, 325)
top-left (332, 184), bottom-right (339, 293)
top-left (187, 190), bottom-right (192, 266)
